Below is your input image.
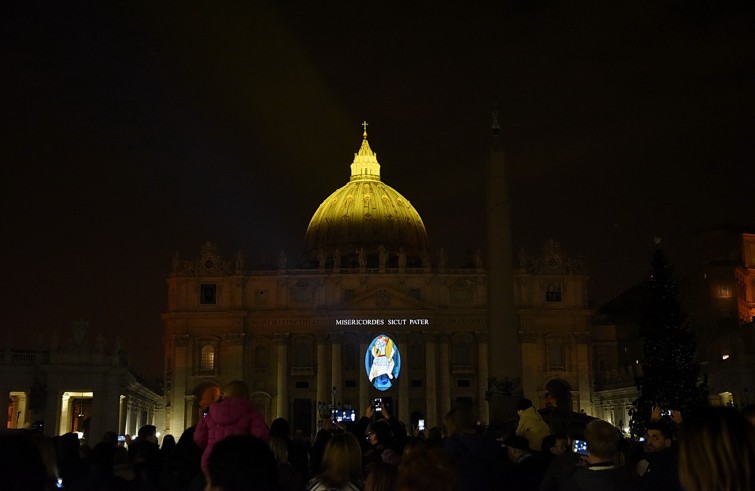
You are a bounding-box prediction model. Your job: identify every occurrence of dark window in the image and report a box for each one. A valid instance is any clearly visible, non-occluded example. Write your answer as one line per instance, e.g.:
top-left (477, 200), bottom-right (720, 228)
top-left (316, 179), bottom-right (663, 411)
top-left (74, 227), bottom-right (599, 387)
top-left (254, 346), bottom-right (268, 370)
top-left (344, 343), bottom-right (357, 371)
top-left (546, 283), bottom-right (561, 302)
top-left (295, 381), bottom-right (309, 389)
top-left (345, 380), bottom-right (357, 388)
top-left (200, 284), bottom-right (217, 304)
top-left (411, 379), bottom-right (423, 388)
top-left (548, 342), bottom-right (564, 370)
top-left (457, 379), bottom-right (470, 387)
top-left (454, 341), bottom-right (472, 366)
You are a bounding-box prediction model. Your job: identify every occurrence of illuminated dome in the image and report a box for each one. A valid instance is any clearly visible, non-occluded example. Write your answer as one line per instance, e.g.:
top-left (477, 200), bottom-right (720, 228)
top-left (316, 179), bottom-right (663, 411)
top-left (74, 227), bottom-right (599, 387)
top-left (304, 127), bottom-right (429, 265)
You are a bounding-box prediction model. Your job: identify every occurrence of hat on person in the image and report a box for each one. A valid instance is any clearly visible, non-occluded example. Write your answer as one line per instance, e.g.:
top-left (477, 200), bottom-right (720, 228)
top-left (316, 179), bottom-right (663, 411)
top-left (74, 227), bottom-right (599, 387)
top-left (503, 435), bottom-right (530, 451)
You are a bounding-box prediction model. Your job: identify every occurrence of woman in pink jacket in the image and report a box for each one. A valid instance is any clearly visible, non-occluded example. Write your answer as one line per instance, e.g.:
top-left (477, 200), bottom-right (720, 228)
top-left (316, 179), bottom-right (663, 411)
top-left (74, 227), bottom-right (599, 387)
top-left (194, 380), bottom-right (269, 474)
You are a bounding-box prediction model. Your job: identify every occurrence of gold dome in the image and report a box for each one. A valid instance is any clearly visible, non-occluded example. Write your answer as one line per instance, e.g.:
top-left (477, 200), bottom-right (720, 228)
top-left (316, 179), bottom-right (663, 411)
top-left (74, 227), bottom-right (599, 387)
top-left (304, 127), bottom-right (429, 261)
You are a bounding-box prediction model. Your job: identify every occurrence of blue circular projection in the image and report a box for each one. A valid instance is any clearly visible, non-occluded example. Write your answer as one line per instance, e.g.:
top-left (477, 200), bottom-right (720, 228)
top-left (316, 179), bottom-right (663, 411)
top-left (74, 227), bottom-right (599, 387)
top-left (364, 334), bottom-right (401, 391)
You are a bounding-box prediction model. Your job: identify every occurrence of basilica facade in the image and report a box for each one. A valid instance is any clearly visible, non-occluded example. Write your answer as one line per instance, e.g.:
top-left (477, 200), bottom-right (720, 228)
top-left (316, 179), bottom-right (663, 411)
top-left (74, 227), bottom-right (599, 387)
top-left (162, 129), bottom-right (595, 436)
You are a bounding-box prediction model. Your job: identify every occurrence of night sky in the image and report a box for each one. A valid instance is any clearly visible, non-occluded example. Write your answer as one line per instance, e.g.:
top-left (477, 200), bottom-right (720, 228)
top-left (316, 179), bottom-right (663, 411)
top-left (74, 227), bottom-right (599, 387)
top-left (4, 1), bottom-right (755, 379)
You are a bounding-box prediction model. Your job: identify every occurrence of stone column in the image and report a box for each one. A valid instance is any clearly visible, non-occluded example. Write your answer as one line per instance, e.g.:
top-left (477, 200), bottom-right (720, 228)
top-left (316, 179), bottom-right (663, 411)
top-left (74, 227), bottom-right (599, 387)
top-left (124, 400), bottom-right (133, 436)
top-left (172, 335), bottom-right (189, 434)
top-left (119, 395), bottom-right (127, 435)
top-left (223, 331), bottom-right (245, 380)
top-left (275, 334), bottom-right (289, 420)
top-left (184, 396), bottom-right (196, 430)
top-left (316, 335), bottom-right (329, 407)
top-left (14, 392), bottom-right (28, 429)
top-left (477, 332), bottom-right (490, 425)
top-left (0, 385), bottom-right (8, 426)
top-left (59, 393), bottom-right (71, 436)
top-left (519, 331), bottom-right (539, 401)
top-left (359, 334), bottom-right (370, 411)
top-left (331, 333), bottom-right (342, 404)
top-left (44, 387), bottom-right (60, 437)
top-left (424, 332), bottom-right (438, 427)
top-left (397, 333), bottom-right (409, 422)
top-left (574, 331), bottom-right (592, 413)
top-left (439, 335), bottom-right (451, 421)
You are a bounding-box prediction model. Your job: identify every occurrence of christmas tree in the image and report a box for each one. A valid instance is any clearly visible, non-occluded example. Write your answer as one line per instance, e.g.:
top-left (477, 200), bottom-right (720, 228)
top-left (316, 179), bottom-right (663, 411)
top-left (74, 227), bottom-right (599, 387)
top-left (630, 241), bottom-right (707, 435)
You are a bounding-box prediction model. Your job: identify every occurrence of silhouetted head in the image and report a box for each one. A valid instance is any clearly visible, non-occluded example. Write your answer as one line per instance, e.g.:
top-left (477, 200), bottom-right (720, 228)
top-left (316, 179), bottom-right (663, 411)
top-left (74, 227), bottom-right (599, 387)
top-left (205, 435), bottom-right (276, 491)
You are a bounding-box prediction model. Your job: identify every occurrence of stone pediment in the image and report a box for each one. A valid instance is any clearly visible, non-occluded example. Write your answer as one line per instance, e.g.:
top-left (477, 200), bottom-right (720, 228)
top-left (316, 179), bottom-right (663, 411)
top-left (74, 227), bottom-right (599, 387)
top-left (339, 287), bottom-right (435, 311)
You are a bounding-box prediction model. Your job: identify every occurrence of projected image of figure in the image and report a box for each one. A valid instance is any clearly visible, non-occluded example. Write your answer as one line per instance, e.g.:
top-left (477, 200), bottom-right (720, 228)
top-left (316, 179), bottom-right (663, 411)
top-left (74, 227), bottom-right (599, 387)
top-left (365, 334), bottom-right (401, 391)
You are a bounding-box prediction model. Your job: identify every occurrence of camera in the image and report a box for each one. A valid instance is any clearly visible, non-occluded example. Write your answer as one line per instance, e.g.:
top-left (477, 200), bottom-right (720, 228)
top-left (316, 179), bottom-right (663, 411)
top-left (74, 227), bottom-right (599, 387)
top-left (373, 397), bottom-right (382, 412)
top-left (571, 439), bottom-right (588, 456)
top-left (418, 419), bottom-right (425, 431)
top-left (117, 435), bottom-right (126, 442)
top-left (661, 409), bottom-right (672, 417)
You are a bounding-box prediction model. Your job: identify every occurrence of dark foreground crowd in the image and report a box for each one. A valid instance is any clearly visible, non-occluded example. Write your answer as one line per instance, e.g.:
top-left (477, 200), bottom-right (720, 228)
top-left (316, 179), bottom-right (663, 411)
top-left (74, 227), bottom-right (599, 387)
top-left (2, 382), bottom-right (755, 491)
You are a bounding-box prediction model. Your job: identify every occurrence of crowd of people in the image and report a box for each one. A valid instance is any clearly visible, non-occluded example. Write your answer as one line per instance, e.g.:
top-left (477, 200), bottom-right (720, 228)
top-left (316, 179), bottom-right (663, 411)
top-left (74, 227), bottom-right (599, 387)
top-left (2, 380), bottom-right (755, 491)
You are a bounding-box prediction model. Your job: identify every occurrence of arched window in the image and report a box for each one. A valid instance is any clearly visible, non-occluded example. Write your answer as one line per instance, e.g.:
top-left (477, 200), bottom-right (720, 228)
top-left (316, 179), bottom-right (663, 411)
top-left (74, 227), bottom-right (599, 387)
top-left (200, 345), bottom-right (215, 372)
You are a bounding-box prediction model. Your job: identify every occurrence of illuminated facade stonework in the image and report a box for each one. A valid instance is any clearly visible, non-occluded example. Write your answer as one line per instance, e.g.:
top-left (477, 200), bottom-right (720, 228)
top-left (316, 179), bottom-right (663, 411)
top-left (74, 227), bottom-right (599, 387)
top-left (163, 131), bottom-right (596, 435)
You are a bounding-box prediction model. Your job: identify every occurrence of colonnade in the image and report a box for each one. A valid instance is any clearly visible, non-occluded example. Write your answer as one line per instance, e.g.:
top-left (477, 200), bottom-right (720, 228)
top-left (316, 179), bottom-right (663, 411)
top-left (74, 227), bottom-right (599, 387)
top-left (269, 331), bottom-right (490, 426)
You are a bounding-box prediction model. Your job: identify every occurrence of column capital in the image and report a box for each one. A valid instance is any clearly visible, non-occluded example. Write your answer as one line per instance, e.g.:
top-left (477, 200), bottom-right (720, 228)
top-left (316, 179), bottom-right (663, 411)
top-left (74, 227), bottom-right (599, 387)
top-left (173, 335), bottom-right (190, 348)
top-left (423, 331), bottom-right (441, 343)
top-left (519, 330), bottom-right (539, 344)
top-left (329, 332), bottom-right (342, 344)
top-left (573, 330), bottom-right (591, 344)
top-left (315, 333), bottom-right (329, 344)
top-left (225, 333), bottom-right (245, 346)
top-left (272, 333), bottom-right (290, 345)
top-left (476, 331), bottom-right (489, 344)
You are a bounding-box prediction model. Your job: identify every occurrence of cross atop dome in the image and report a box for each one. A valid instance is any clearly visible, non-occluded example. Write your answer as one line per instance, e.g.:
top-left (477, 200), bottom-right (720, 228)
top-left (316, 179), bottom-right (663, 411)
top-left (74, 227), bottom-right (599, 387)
top-left (362, 120), bottom-right (368, 138)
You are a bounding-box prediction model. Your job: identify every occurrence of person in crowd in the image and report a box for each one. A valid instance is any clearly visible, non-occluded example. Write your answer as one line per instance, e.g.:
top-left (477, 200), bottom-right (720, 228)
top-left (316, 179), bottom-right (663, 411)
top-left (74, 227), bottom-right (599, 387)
top-left (310, 419), bottom-right (345, 475)
top-left (442, 405), bottom-right (501, 491)
top-left (424, 426), bottom-right (444, 447)
top-left (539, 434), bottom-right (568, 471)
top-left (194, 380), bottom-right (269, 474)
top-left (502, 435), bottom-right (545, 491)
top-left (516, 398), bottom-right (551, 452)
top-left (398, 444), bottom-right (456, 491)
top-left (0, 431), bottom-right (52, 491)
top-left (271, 435), bottom-right (307, 491)
top-left (678, 405), bottom-right (755, 491)
top-left (635, 420), bottom-right (682, 491)
top-left (538, 422), bottom-right (586, 491)
top-left (560, 420), bottom-right (639, 491)
top-left (160, 434), bottom-right (176, 457)
top-left (364, 461), bottom-right (398, 491)
top-left (358, 403), bottom-right (403, 471)
top-left (55, 431), bottom-right (88, 488)
top-left (270, 417), bottom-right (310, 482)
top-left (204, 435), bottom-right (277, 491)
top-left (129, 424), bottom-right (163, 486)
top-left (159, 425), bottom-right (204, 491)
top-left (306, 432), bottom-right (364, 491)
top-left (102, 431), bottom-right (119, 447)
